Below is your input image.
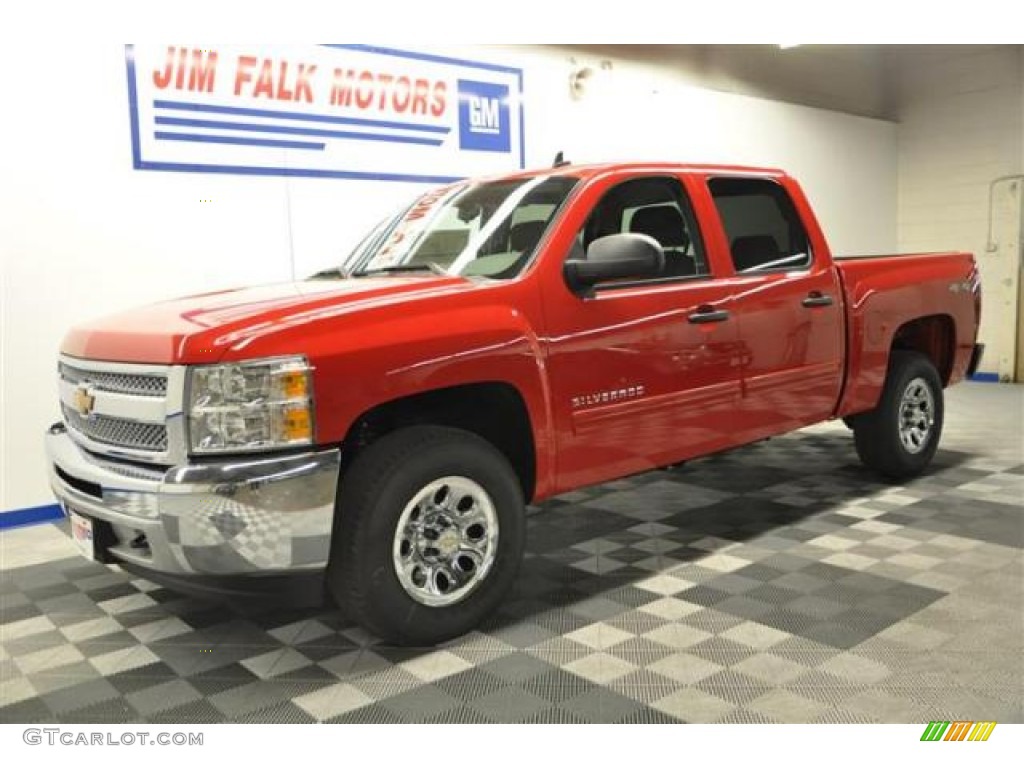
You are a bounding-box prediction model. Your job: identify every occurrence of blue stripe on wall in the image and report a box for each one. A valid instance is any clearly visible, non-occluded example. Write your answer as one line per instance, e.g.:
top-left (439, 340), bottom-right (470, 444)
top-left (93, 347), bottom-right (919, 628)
top-left (154, 99), bottom-right (452, 134)
top-left (154, 117), bottom-right (445, 146)
top-left (154, 131), bottom-right (327, 151)
top-left (970, 372), bottom-right (1000, 382)
top-left (0, 504), bottom-right (64, 530)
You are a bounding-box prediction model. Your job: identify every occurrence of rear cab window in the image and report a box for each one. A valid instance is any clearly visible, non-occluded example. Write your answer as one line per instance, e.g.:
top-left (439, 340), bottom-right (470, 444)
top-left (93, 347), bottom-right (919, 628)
top-left (708, 177), bottom-right (811, 274)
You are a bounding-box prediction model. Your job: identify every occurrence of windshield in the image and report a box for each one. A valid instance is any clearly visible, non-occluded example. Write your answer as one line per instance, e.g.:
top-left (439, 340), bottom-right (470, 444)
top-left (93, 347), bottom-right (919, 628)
top-left (341, 175), bottom-right (578, 280)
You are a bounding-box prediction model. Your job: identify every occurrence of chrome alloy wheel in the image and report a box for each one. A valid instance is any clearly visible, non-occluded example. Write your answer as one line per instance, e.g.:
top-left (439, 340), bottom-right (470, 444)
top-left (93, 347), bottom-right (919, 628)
top-left (898, 377), bottom-right (935, 454)
top-left (392, 476), bottom-right (499, 607)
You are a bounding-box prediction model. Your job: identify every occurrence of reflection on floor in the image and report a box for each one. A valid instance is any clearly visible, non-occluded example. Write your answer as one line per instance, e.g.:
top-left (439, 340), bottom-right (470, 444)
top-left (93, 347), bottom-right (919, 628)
top-left (1, 383), bottom-right (1021, 723)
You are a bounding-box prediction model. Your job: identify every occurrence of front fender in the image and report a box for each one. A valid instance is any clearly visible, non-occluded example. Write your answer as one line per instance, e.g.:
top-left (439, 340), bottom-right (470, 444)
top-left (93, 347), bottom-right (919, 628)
top-left (303, 300), bottom-right (554, 498)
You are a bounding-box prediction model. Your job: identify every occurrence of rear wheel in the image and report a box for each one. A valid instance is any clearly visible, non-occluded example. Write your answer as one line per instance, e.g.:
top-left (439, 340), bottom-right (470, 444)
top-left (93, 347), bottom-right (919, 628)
top-left (327, 426), bottom-right (525, 645)
top-left (852, 351), bottom-right (944, 480)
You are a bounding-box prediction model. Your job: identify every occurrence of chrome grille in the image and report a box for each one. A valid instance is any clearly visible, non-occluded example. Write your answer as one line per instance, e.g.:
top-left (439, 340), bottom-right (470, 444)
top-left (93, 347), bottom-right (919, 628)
top-left (60, 362), bottom-right (167, 397)
top-left (62, 404), bottom-right (168, 452)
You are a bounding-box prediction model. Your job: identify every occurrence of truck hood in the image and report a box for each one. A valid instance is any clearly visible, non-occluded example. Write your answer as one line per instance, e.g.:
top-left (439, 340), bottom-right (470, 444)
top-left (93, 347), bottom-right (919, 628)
top-left (61, 275), bottom-right (475, 364)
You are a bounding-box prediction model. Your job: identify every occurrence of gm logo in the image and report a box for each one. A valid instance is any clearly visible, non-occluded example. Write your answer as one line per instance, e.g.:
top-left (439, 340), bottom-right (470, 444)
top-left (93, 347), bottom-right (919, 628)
top-left (457, 79), bottom-right (510, 153)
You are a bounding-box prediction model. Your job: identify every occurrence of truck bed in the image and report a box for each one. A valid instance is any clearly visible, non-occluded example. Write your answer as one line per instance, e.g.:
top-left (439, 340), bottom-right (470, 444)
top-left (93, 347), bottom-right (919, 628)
top-left (833, 250), bottom-right (979, 417)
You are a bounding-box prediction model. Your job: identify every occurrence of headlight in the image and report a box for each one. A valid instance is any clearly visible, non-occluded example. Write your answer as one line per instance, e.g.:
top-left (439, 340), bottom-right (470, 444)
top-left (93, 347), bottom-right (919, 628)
top-left (187, 356), bottom-right (315, 454)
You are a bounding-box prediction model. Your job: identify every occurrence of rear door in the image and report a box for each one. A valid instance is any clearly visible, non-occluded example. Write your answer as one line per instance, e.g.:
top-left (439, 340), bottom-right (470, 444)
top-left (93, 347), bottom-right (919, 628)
top-left (541, 173), bottom-right (744, 491)
top-left (702, 176), bottom-right (844, 442)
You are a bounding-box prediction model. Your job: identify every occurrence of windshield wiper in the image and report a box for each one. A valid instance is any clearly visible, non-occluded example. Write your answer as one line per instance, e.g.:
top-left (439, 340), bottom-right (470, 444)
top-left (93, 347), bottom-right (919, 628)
top-left (308, 266), bottom-right (351, 280)
top-left (351, 263), bottom-right (447, 277)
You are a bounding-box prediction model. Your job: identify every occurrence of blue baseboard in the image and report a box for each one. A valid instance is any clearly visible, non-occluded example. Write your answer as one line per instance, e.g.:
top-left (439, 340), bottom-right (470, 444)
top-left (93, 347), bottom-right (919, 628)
top-left (969, 372), bottom-right (1000, 383)
top-left (0, 503), bottom-right (64, 530)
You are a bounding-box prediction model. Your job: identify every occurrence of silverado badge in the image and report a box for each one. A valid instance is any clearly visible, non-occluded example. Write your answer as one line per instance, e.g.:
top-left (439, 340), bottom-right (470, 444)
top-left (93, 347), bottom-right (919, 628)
top-left (73, 385), bottom-right (96, 418)
top-left (571, 385), bottom-right (646, 409)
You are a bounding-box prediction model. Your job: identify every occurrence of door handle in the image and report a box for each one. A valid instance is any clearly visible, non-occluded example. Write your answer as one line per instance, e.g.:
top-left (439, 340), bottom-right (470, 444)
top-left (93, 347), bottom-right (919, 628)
top-left (802, 291), bottom-right (834, 308)
top-left (688, 306), bottom-right (730, 324)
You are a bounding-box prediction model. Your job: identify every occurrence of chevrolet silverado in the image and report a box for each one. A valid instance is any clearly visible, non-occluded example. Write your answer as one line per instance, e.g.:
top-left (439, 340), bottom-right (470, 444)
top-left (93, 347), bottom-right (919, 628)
top-left (46, 162), bottom-right (983, 644)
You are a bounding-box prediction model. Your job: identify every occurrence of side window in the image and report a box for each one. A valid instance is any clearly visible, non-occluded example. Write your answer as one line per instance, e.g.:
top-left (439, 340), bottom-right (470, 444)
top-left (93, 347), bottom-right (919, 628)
top-left (579, 176), bottom-right (709, 281)
top-left (708, 177), bottom-right (811, 273)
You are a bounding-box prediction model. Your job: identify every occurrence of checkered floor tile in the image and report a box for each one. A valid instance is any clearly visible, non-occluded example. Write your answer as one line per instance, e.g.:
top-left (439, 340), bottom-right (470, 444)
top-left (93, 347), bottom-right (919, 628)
top-left (2, 383), bottom-right (1021, 723)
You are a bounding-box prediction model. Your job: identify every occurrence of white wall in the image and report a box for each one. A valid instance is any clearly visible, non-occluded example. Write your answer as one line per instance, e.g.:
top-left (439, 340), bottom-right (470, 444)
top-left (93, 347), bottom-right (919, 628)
top-left (515, 50), bottom-right (897, 256)
top-left (564, 44), bottom-right (893, 120)
top-left (0, 43), bottom-right (898, 515)
top-left (894, 45), bottom-right (1024, 380)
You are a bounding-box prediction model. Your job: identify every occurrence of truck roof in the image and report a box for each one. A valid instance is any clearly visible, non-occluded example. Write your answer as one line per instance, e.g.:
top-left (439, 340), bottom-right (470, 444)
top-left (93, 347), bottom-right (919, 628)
top-left (483, 161), bottom-right (788, 183)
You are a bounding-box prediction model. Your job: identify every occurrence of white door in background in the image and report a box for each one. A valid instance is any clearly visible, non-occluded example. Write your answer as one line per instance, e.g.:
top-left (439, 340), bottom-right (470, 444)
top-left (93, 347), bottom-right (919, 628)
top-left (984, 177), bottom-right (1023, 382)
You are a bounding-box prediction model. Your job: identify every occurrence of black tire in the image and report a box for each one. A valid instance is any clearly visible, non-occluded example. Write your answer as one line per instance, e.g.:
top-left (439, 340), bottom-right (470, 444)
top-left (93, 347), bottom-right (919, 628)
top-left (327, 426), bottom-right (525, 645)
top-left (852, 350), bottom-right (944, 480)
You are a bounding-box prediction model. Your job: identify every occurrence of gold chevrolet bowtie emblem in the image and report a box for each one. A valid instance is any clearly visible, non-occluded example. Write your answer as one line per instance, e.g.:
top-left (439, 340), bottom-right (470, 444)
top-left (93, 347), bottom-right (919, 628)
top-left (73, 385), bottom-right (95, 417)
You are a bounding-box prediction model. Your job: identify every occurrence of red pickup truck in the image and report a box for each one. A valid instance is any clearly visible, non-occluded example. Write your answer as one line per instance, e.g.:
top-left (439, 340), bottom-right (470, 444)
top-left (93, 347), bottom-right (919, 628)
top-left (46, 162), bottom-right (983, 644)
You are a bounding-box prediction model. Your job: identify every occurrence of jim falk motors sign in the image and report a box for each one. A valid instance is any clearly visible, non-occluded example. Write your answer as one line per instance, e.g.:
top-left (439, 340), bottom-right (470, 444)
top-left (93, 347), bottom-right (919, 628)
top-left (125, 44), bottom-right (525, 182)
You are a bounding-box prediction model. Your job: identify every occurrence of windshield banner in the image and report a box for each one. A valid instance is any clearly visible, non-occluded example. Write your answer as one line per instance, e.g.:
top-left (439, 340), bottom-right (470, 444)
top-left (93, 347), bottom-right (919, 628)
top-left (125, 45), bottom-right (525, 183)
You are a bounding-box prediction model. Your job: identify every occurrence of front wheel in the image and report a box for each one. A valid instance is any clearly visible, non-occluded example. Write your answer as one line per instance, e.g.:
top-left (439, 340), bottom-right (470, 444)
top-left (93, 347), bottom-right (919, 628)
top-left (327, 426), bottom-right (525, 645)
top-left (852, 351), bottom-right (944, 480)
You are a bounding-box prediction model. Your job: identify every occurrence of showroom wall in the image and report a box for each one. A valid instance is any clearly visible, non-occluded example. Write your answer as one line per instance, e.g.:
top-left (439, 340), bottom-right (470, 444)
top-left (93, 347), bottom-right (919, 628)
top-left (893, 45), bottom-right (1024, 381)
top-left (564, 44), bottom-right (894, 120)
top-left (0, 43), bottom-right (899, 518)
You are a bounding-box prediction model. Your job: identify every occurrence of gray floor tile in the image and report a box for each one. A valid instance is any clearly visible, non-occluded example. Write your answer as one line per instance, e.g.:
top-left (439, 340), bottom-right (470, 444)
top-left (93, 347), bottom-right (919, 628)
top-left (1, 383), bottom-right (1019, 723)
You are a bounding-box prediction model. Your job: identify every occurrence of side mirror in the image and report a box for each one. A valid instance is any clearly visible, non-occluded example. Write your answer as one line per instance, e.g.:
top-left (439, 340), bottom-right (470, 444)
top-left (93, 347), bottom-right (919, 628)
top-left (563, 233), bottom-right (665, 295)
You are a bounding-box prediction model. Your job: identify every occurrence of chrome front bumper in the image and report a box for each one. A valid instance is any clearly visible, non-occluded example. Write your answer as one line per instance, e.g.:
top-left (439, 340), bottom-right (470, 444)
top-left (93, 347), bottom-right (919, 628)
top-left (45, 424), bottom-right (341, 576)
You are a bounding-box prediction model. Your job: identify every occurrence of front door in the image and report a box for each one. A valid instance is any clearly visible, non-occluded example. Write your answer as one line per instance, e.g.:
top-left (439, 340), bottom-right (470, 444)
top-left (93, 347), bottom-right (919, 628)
top-left (541, 174), bottom-right (744, 492)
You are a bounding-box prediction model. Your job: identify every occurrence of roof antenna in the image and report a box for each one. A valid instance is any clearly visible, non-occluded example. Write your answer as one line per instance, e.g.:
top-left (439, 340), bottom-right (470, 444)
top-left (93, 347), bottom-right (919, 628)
top-left (552, 151), bottom-right (570, 168)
